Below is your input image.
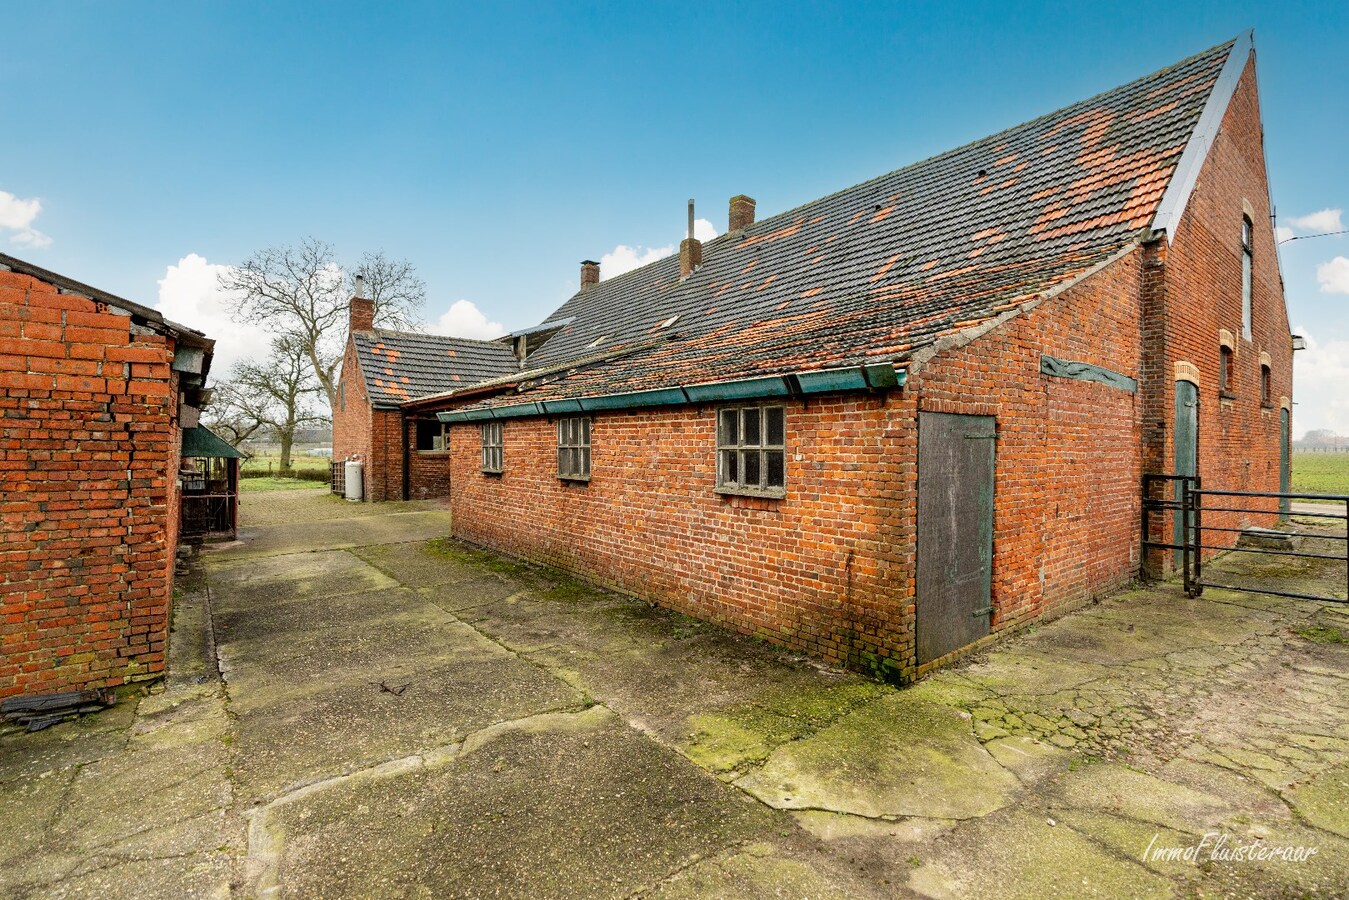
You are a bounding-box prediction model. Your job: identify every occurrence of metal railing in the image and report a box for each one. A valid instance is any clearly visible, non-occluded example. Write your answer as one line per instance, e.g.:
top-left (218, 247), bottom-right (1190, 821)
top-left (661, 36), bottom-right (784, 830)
top-left (1143, 474), bottom-right (1349, 603)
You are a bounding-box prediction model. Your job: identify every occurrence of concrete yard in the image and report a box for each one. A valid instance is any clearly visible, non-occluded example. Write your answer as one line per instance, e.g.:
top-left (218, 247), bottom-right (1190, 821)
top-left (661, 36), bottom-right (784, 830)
top-left (2, 489), bottom-right (1347, 898)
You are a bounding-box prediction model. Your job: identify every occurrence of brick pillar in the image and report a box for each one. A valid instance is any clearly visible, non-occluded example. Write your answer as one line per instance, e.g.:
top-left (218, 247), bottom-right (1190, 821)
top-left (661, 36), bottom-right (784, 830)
top-left (679, 238), bottom-right (702, 279)
top-left (1140, 237), bottom-right (1170, 578)
top-left (729, 195), bottom-right (756, 231)
top-left (581, 260), bottom-right (599, 291)
top-left (349, 297), bottom-right (375, 332)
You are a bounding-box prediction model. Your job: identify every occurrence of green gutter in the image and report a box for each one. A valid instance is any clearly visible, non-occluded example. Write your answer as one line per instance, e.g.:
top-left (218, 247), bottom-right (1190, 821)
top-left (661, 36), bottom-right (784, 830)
top-left (436, 363), bottom-right (905, 423)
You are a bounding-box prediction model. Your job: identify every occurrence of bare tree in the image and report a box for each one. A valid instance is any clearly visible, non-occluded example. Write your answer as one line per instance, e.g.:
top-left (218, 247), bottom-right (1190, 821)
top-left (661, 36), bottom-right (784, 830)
top-left (207, 335), bottom-right (330, 471)
top-left (220, 238), bottom-right (426, 408)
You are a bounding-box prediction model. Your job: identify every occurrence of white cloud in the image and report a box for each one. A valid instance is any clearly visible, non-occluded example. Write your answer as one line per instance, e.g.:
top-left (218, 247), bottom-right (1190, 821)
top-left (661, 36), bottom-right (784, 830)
top-left (596, 218), bottom-right (722, 280)
top-left (1292, 327), bottom-right (1349, 437)
top-left (1275, 225), bottom-right (1295, 244)
top-left (1316, 256), bottom-right (1349, 294)
top-left (0, 189), bottom-right (50, 249)
top-left (155, 253), bottom-right (267, 374)
top-left (430, 299), bottom-right (505, 340)
top-left (1287, 208), bottom-right (1343, 233)
top-left (601, 243), bottom-right (676, 279)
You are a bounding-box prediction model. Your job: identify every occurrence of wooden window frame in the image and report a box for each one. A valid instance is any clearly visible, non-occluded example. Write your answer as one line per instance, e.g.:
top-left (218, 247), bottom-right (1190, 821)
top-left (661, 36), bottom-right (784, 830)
top-left (415, 419), bottom-right (449, 452)
top-left (557, 417), bottom-right (591, 482)
top-left (715, 405), bottom-right (787, 499)
top-left (481, 421), bottom-right (503, 474)
top-left (1241, 216), bottom-right (1254, 341)
top-left (1260, 364), bottom-right (1273, 408)
top-left (1219, 345), bottom-right (1235, 398)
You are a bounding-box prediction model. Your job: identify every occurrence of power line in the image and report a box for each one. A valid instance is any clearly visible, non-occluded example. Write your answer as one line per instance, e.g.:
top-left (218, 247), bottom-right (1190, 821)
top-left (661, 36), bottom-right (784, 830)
top-left (1278, 229), bottom-right (1349, 245)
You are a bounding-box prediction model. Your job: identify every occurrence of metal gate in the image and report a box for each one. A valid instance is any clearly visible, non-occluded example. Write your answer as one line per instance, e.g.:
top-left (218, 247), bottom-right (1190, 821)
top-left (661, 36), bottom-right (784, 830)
top-left (1142, 474), bottom-right (1348, 603)
top-left (916, 412), bottom-right (996, 664)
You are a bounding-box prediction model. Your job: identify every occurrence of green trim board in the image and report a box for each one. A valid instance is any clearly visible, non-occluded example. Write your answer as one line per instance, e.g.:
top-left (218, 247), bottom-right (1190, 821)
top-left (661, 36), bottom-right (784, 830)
top-left (1039, 355), bottom-right (1137, 392)
top-left (435, 363), bottom-right (905, 423)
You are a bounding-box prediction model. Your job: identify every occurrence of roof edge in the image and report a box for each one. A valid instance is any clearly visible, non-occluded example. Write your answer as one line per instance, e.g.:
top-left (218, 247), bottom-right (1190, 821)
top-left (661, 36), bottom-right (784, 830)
top-left (1150, 30), bottom-right (1254, 244)
top-left (906, 239), bottom-right (1145, 377)
top-left (434, 363), bottom-right (908, 422)
top-left (0, 252), bottom-right (214, 350)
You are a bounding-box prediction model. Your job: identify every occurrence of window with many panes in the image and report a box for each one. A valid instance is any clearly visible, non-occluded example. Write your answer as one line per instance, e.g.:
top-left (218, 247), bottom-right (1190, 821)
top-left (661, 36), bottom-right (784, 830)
top-left (557, 417), bottom-right (591, 481)
top-left (1241, 217), bottom-right (1253, 340)
top-left (717, 405), bottom-right (786, 497)
top-left (481, 421), bottom-right (503, 473)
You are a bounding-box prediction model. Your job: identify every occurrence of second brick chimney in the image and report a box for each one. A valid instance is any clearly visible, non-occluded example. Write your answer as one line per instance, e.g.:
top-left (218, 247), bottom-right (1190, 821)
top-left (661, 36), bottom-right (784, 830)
top-left (581, 260), bottom-right (600, 291)
top-left (729, 195), bottom-right (756, 232)
top-left (349, 274), bottom-right (374, 332)
top-left (679, 199), bottom-right (702, 279)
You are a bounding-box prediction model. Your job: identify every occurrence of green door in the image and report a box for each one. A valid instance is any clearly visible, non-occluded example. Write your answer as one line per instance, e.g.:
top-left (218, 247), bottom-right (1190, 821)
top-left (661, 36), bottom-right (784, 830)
top-left (1173, 380), bottom-right (1199, 566)
top-left (1280, 408), bottom-right (1291, 517)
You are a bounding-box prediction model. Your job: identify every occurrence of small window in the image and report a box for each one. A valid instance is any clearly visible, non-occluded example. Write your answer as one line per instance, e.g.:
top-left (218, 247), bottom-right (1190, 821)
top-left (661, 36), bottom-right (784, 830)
top-left (557, 417), bottom-right (591, 481)
top-left (415, 419), bottom-right (448, 451)
top-left (1241, 217), bottom-right (1253, 341)
top-left (481, 422), bottom-right (503, 473)
top-left (1261, 364), bottom-right (1272, 406)
top-left (338, 380), bottom-right (345, 412)
top-left (717, 405), bottom-right (786, 497)
top-left (1219, 346), bottom-right (1235, 396)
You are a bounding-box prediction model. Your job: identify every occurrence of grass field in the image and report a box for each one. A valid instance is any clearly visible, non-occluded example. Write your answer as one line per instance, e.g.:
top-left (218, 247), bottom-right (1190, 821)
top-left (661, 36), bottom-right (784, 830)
top-left (1292, 451), bottom-right (1349, 497)
top-left (239, 477), bottom-right (327, 493)
top-left (241, 452), bottom-right (330, 475)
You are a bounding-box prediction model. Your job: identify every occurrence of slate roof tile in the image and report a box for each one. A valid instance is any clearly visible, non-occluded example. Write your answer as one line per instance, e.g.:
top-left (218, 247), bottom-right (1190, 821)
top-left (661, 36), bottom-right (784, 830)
top-left (353, 330), bottom-right (517, 406)
top-left (429, 38), bottom-right (1236, 409)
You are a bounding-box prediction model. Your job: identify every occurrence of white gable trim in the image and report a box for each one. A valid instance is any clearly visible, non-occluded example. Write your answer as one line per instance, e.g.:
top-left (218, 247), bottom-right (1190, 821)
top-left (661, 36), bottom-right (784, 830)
top-left (1150, 30), bottom-right (1254, 244)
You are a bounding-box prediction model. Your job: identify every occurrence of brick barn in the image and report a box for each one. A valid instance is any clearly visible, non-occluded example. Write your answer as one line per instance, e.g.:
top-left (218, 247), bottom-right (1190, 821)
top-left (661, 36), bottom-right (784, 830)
top-left (405, 34), bottom-right (1293, 681)
top-left (0, 254), bottom-right (214, 701)
top-left (333, 294), bottom-right (517, 501)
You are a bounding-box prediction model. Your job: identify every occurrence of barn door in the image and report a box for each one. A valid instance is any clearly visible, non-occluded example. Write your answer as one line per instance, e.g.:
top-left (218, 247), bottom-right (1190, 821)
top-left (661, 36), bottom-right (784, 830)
top-left (1279, 408), bottom-right (1291, 517)
top-left (916, 412), bottom-right (995, 665)
top-left (1173, 380), bottom-right (1199, 566)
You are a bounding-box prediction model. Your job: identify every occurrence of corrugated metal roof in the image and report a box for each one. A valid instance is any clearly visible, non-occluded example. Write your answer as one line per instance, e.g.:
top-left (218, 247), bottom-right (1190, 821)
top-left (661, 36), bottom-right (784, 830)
top-left (445, 37), bottom-right (1238, 409)
top-left (353, 330), bottom-right (518, 407)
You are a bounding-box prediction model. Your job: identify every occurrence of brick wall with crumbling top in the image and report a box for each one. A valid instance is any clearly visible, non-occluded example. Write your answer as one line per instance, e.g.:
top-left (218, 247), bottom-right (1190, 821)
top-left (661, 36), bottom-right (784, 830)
top-left (0, 269), bottom-right (181, 699)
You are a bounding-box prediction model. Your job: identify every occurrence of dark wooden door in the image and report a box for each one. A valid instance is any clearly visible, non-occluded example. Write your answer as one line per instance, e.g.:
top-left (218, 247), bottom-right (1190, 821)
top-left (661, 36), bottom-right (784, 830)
top-left (916, 412), bottom-right (995, 665)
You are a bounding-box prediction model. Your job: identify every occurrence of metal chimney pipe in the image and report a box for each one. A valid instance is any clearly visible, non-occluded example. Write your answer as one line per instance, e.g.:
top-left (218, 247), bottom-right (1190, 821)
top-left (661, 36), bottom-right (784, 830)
top-left (355, 274), bottom-right (366, 299)
top-left (687, 199), bottom-right (695, 241)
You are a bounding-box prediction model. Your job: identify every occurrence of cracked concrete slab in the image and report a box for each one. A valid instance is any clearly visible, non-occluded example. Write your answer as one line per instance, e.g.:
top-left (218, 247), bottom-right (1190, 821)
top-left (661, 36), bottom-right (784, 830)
top-left (736, 692), bottom-right (1020, 820)
top-left (251, 706), bottom-right (775, 899)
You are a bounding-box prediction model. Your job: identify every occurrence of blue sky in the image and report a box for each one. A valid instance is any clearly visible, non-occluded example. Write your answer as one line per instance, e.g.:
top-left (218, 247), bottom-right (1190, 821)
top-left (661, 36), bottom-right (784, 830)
top-left (2, 1), bottom-right (1346, 433)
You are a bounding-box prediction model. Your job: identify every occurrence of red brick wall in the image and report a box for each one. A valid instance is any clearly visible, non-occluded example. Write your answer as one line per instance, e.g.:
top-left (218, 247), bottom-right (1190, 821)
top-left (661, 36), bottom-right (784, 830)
top-left (334, 340), bottom-right (451, 502)
top-left (333, 340), bottom-right (374, 498)
top-left (1145, 57), bottom-right (1291, 557)
top-left (0, 270), bottom-right (180, 699)
top-left (906, 248), bottom-right (1145, 656)
top-left (448, 395), bottom-right (913, 676)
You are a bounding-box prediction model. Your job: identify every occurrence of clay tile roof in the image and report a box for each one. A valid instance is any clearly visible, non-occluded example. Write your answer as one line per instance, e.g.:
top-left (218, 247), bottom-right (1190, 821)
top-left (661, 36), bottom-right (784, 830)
top-left (453, 38), bottom-right (1241, 408)
top-left (352, 330), bottom-right (517, 407)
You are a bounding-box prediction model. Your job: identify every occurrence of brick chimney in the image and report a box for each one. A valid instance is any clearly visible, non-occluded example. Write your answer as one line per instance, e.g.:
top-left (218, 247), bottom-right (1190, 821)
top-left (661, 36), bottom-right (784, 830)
top-left (581, 260), bottom-right (600, 291)
top-left (679, 199), bottom-right (702, 279)
top-left (729, 195), bottom-right (756, 232)
top-left (349, 274), bottom-right (374, 332)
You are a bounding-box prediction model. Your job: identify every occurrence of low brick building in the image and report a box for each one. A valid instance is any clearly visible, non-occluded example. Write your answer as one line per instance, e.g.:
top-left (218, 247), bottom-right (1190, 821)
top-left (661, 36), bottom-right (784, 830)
top-left (0, 254), bottom-right (213, 700)
top-left (402, 34), bottom-right (1293, 681)
top-left (332, 295), bottom-right (517, 501)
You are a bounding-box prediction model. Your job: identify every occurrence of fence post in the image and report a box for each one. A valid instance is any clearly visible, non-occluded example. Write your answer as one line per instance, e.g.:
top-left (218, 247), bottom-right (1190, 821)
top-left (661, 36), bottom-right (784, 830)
top-left (1192, 477), bottom-right (1203, 597)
